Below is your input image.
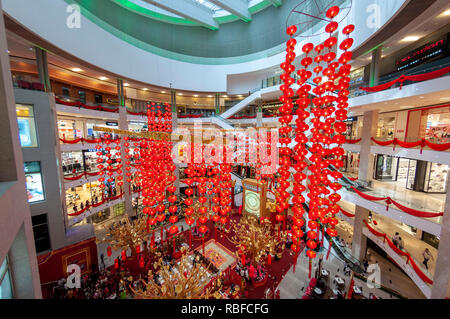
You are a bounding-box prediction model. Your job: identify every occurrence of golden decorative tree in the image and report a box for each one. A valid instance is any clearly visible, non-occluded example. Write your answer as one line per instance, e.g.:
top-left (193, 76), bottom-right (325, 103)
top-left (102, 216), bottom-right (151, 255)
top-left (130, 247), bottom-right (223, 299)
top-left (225, 213), bottom-right (287, 266)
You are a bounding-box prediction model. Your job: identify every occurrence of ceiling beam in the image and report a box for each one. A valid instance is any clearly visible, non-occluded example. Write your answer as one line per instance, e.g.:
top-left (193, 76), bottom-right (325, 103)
top-left (266, 0), bottom-right (282, 7)
top-left (208, 0), bottom-right (251, 22)
top-left (142, 0), bottom-right (219, 30)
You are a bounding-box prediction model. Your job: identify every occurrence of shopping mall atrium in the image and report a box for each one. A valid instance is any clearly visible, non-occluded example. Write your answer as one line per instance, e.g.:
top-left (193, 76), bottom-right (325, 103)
top-left (1, 0), bottom-right (450, 304)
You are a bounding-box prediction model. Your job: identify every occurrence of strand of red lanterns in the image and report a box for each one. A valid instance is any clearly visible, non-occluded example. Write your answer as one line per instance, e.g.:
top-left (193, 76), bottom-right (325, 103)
top-left (281, 4), bottom-right (355, 275)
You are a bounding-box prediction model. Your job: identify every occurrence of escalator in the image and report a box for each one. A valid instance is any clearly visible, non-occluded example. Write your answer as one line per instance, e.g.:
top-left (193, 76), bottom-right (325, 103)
top-left (300, 202), bottom-right (365, 275)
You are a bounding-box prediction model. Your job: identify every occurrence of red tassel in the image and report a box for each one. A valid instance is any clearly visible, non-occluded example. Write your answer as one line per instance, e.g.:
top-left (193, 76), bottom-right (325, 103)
top-left (308, 259), bottom-right (312, 278)
top-left (173, 236), bottom-right (176, 255)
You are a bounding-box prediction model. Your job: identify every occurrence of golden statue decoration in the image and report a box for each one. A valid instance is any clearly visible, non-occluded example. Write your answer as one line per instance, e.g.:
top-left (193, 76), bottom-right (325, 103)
top-left (130, 246), bottom-right (223, 299)
top-left (102, 215), bottom-right (151, 255)
top-left (225, 213), bottom-right (287, 266)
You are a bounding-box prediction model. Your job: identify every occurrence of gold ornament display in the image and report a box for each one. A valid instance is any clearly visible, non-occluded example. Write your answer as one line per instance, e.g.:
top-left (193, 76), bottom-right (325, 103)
top-left (225, 213), bottom-right (287, 266)
top-left (130, 247), bottom-right (223, 299)
top-left (102, 216), bottom-right (150, 255)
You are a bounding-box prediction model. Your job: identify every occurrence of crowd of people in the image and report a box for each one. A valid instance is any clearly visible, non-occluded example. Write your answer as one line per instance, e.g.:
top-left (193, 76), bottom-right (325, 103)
top-left (235, 260), bottom-right (267, 283)
top-left (50, 269), bottom-right (141, 299)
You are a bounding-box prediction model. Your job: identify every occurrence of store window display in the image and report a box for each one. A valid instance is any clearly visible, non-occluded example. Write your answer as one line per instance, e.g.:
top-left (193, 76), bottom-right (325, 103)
top-left (61, 151), bottom-right (84, 176)
top-left (374, 154), bottom-right (398, 181)
top-left (86, 120), bottom-right (120, 139)
top-left (424, 162), bottom-right (448, 193)
top-left (128, 121), bottom-right (147, 133)
top-left (376, 114), bottom-right (396, 141)
top-left (342, 116), bottom-right (363, 139)
top-left (341, 151), bottom-right (359, 176)
top-left (16, 104), bottom-right (38, 147)
top-left (58, 118), bottom-right (84, 140)
top-left (420, 105), bottom-right (450, 144)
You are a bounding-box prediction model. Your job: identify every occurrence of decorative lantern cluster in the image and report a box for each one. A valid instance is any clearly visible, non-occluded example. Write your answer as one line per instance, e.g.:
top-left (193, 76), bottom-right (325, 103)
top-left (280, 4), bottom-right (355, 274)
top-left (95, 134), bottom-right (123, 198)
top-left (275, 24), bottom-right (298, 233)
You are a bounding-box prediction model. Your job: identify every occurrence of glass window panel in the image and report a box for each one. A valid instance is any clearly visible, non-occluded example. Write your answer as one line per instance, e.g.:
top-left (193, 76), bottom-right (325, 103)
top-left (0, 258), bottom-right (13, 299)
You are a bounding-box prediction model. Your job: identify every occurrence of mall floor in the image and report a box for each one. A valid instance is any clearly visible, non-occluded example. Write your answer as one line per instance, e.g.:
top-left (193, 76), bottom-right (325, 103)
top-left (364, 180), bottom-right (445, 222)
top-left (278, 246), bottom-right (352, 299)
top-left (335, 219), bottom-right (430, 299)
top-left (338, 200), bottom-right (438, 277)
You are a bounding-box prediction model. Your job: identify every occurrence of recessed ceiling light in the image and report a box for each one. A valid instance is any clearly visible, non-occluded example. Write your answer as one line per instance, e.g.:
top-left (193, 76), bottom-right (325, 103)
top-left (142, 88), bottom-right (148, 91)
top-left (178, 93), bottom-right (183, 96)
top-left (401, 36), bottom-right (420, 42)
top-left (439, 97), bottom-right (450, 100)
top-left (207, 95), bottom-right (213, 98)
top-left (71, 68), bottom-right (83, 72)
top-left (238, 95), bottom-right (243, 97)
top-left (99, 76), bottom-right (108, 81)
top-left (222, 95), bottom-right (228, 98)
top-left (161, 91), bottom-right (166, 93)
top-left (441, 9), bottom-right (450, 16)
top-left (124, 83), bottom-right (130, 87)
top-left (193, 94), bottom-right (198, 97)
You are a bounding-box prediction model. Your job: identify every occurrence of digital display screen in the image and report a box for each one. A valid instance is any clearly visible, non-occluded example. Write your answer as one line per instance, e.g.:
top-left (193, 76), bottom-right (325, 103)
top-left (24, 162), bottom-right (45, 203)
top-left (17, 118), bottom-right (33, 147)
top-left (25, 173), bottom-right (45, 203)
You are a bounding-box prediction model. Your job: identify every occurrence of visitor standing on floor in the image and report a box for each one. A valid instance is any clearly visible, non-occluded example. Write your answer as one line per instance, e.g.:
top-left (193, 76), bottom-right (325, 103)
top-left (422, 248), bottom-right (434, 270)
top-left (397, 237), bottom-right (404, 251)
top-left (392, 232), bottom-right (400, 247)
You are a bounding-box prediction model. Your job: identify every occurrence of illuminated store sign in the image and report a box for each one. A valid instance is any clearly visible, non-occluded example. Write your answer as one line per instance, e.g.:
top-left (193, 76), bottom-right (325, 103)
top-left (396, 34), bottom-right (448, 71)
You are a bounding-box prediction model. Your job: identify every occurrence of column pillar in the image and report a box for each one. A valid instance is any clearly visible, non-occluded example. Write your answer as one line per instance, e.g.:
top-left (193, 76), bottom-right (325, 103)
top-left (117, 79), bottom-right (125, 107)
top-left (352, 205), bottom-right (370, 261)
top-left (118, 98), bottom-right (133, 217)
top-left (215, 93), bottom-right (220, 115)
top-left (256, 99), bottom-right (262, 127)
top-left (358, 110), bottom-right (379, 185)
top-left (369, 46), bottom-right (382, 87)
top-left (431, 172), bottom-right (450, 298)
top-left (34, 46), bottom-right (51, 92)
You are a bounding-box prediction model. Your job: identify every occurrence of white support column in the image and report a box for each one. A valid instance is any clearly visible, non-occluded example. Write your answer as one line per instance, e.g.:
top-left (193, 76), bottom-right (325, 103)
top-left (431, 172), bottom-right (450, 298)
top-left (352, 206), bottom-right (370, 261)
top-left (119, 105), bottom-right (133, 217)
top-left (358, 110), bottom-right (379, 185)
top-left (256, 99), bottom-right (262, 127)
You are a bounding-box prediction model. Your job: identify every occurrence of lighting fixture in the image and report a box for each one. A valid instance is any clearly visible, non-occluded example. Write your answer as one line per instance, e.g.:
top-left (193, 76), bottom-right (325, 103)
top-left (99, 76), bottom-right (108, 81)
top-left (71, 68), bottom-right (83, 72)
top-left (193, 94), bottom-right (198, 97)
top-left (207, 95), bottom-right (213, 98)
top-left (222, 95), bottom-right (228, 98)
top-left (124, 83), bottom-right (130, 87)
top-left (142, 88), bottom-right (148, 91)
top-left (400, 36), bottom-right (420, 42)
top-left (178, 93), bottom-right (183, 96)
top-left (441, 9), bottom-right (450, 16)
top-left (161, 91), bottom-right (166, 93)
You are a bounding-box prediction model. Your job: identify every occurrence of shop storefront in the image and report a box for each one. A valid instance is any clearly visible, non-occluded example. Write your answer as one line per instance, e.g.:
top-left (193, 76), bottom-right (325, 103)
top-left (376, 113), bottom-right (397, 141)
top-left (373, 154), bottom-right (448, 193)
top-left (57, 118), bottom-right (84, 140)
top-left (342, 116), bottom-right (363, 140)
top-left (341, 151), bottom-right (359, 176)
top-left (419, 104), bottom-right (450, 144)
